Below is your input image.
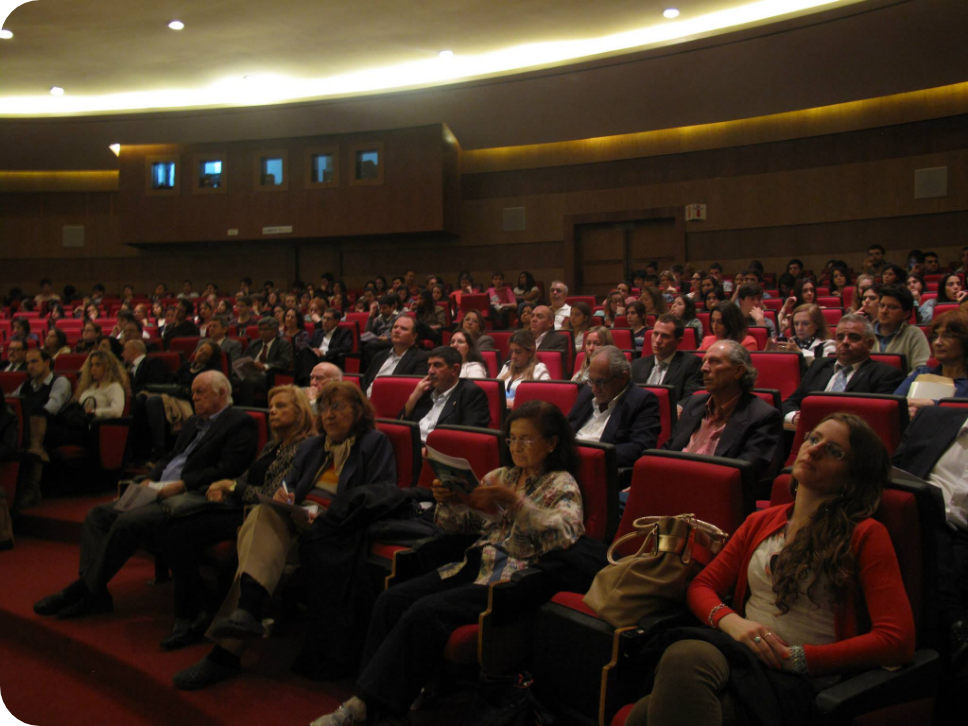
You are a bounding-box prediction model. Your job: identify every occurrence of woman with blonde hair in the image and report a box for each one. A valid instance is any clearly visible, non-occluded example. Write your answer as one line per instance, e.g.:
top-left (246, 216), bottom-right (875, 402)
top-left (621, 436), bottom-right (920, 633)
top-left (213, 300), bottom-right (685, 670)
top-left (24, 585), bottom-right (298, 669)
top-left (572, 326), bottom-right (613, 383)
top-left (776, 303), bottom-right (835, 363)
top-left (75, 349), bottom-right (130, 417)
top-left (497, 330), bottom-right (551, 406)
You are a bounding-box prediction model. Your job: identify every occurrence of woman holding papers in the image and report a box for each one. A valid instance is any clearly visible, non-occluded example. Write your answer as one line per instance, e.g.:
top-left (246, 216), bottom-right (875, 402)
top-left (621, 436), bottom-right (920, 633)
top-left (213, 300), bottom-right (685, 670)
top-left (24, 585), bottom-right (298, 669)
top-left (159, 385), bottom-right (314, 650)
top-left (173, 380), bottom-right (397, 690)
top-left (894, 309), bottom-right (968, 416)
top-left (311, 400), bottom-right (584, 726)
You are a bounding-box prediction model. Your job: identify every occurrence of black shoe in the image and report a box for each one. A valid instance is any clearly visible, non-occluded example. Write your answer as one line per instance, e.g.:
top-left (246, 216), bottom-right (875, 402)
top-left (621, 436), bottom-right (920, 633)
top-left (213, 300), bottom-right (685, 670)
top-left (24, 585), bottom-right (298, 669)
top-left (209, 608), bottom-right (265, 641)
top-left (173, 656), bottom-right (239, 691)
top-left (951, 621), bottom-right (968, 675)
top-left (34, 581), bottom-right (87, 617)
top-left (56, 589), bottom-right (113, 619)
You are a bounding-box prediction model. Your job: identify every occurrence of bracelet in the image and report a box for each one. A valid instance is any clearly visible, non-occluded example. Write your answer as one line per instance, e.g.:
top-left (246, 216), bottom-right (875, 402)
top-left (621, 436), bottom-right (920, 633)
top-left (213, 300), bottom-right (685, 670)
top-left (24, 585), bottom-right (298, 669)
top-left (788, 645), bottom-right (808, 676)
top-left (707, 603), bottom-right (729, 628)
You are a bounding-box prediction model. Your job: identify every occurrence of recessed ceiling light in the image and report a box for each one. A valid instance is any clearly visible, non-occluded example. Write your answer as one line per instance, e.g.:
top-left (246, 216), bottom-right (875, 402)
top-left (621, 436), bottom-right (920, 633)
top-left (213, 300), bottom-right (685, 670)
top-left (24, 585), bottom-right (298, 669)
top-left (49, 86), bottom-right (64, 96)
top-left (438, 50), bottom-right (454, 59)
top-left (0, 29), bottom-right (13, 40)
top-left (663, 8), bottom-right (680, 19)
top-left (168, 20), bottom-right (185, 30)
top-left (109, 143), bottom-right (121, 157)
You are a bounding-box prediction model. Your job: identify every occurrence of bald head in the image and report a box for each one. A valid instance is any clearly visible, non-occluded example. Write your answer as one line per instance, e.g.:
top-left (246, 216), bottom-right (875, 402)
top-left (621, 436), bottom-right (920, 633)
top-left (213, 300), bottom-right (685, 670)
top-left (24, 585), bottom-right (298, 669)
top-left (530, 305), bottom-right (554, 336)
top-left (309, 362), bottom-right (342, 394)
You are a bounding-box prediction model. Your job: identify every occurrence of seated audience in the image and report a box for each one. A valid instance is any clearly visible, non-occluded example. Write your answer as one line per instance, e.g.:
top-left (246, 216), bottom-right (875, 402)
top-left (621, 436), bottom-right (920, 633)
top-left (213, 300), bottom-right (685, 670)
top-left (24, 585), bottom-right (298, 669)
top-left (239, 317), bottom-right (294, 406)
top-left (669, 293), bottom-right (703, 339)
top-left (513, 271), bottom-right (541, 312)
top-left (893, 310), bottom-right (968, 416)
top-left (497, 330), bottom-right (551, 405)
top-left (700, 301), bottom-right (758, 351)
top-left (363, 316), bottom-right (429, 396)
top-left (414, 289), bottom-right (446, 342)
top-left (296, 308), bottom-right (353, 385)
top-left (282, 307), bottom-right (311, 352)
top-left (3, 339), bottom-right (27, 372)
top-left (517, 302), bottom-right (536, 330)
top-left (568, 346), bottom-right (660, 467)
top-left (34, 278), bottom-right (60, 310)
top-left (33, 372), bottom-right (257, 620)
top-left (632, 314), bottom-right (704, 408)
top-left (399, 346), bottom-right (490, 441)
top-left (893, 405), bottom-right (968, 671)
top-left (665, 340), bottom-right (781, 485)
top-left (306, 362), bottom-right (343, 413)
top-left (174, 382), bottom-right (397, 688)
top-left (123, 340), bottom-right (169, 394)
top-left (73, 321), bottom-right (101, 354)
top-left (196, 300), bottom-right (215, 336)
top-left (956, 246), bottom-right (968, 275)
top-left (778, 278), bottom-right (818, 332)
top-left (11, 317), bottom-right (39, 344)
top-left (572, 326), bottom-right (612, 384)
top-left (569, 301), bottom-right (593, 352)
top-left (449, 330), bottom-right (488, 379)
top-left (775, 303), bottom-right (836, 363)
top-left (162, 299), bottom-right (201, 343)
top-left (880, 263), bottom-right (906, 287)
top-left (781, 314), bottom-right (905, 424)
top-left (486, 271), bottom-right (516, 328)
top-left (596, 289), bottom-right (626, 327)
top-left (640, 286), bottom-right (667, 317)
top-left (625, 301), bottom-right (649, 352)
top-left (460, 309), bottom-right (496, 352)
top-left (311, 400), bottom-right (583, 726)
top-left (736, 284), bottom-right (775, 339)
top-left (204, 316), bottom-right (242, 373)
top-left (704, 286), bottom-right (727, 313)
top-left (874, 285), bottom-right (930, 370)
top-left (177, 280), bottom-right (199, 299)
top-left (549, 280), bottom-right (572, 330)
top-left (920, 272), bottom-right (965, 323)
top-left (530, 305), bottom-right (569, 353)
top-left (629, 413), bottom-right (913, 726)
top-left (229, 296), bottom-right (255, 330)
top-left (827, 265), bottom-right (850, 299)
top-left (159, 385), bottom-right (314, 650)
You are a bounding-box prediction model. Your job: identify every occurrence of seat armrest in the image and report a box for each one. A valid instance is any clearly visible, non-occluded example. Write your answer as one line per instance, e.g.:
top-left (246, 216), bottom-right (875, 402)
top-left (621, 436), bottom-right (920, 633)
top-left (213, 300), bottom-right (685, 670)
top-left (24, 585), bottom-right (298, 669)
top-left (486, 568), bottom-right (557, 626)
top-left (814, 649), bottom-right (940, 722)
top-left (387, 533), bottom-right (478, 585)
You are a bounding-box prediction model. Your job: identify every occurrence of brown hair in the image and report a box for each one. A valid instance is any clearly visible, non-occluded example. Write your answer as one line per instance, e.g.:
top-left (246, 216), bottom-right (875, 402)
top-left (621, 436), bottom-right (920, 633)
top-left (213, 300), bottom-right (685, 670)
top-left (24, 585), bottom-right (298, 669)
top-left (930, 309), bottom-right (968, 369)
top-left (316, 380), bottom-right (376, 437)
top-left (791, 303), bottom-right (831, 340)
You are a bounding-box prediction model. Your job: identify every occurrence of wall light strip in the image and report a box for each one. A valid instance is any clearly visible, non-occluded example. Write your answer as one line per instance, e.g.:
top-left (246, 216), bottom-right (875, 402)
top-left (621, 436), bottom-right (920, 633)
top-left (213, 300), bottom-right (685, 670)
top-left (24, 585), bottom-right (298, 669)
top-left (0, 0), bottom-right (856, 116)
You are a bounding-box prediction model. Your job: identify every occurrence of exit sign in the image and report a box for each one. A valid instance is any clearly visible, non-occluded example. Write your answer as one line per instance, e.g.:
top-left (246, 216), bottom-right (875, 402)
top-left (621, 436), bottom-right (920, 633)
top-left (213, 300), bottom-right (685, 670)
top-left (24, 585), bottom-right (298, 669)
top-left (685, 204), bottom-right (707, 221)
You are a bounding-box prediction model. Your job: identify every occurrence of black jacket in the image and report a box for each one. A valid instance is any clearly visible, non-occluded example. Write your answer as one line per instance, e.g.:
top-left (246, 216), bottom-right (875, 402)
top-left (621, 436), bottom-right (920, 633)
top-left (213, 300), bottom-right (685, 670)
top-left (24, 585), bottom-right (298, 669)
top-left (399, 378), bottom-right (491, 432)
top-left (631, 352), bottom-right (705, 405)
top-left (362, 346), bottom-right (429, 392)
top-left (537, 331), bottom-right (569, 354)
top-left (780, 357), bottom-right (905, 417)
top-left (567, 384), bottom-right (661, 468)
top-left (309, 326), bottom-right (354, 363)
top-left (131, 356), bottom-right (171, 394)
top-left (892, 406), bottom-right (968, 479)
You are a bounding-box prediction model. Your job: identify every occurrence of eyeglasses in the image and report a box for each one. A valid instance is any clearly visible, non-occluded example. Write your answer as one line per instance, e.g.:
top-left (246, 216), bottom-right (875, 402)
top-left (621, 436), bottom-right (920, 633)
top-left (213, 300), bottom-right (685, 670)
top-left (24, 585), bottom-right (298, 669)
top-left (506, 436), bottom-right (541, 449)
top-left (588, 375), bottom-right (616, 388)
top-left (803, 432), bottom-right (847, 461)
top-left (319, 401), bottom-right (350, 414)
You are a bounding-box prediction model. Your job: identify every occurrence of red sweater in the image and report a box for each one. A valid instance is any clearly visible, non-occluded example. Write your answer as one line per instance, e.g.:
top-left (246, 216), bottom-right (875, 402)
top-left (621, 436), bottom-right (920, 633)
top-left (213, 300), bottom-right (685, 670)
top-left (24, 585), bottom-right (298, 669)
top-left (688, 504), bottom-right (915, 677)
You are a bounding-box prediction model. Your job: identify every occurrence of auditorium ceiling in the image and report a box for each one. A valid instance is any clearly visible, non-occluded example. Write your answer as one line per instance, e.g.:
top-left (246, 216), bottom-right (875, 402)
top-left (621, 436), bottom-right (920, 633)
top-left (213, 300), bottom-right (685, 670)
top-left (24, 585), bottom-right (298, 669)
top-left (0, 0), bottom-right (965, 169)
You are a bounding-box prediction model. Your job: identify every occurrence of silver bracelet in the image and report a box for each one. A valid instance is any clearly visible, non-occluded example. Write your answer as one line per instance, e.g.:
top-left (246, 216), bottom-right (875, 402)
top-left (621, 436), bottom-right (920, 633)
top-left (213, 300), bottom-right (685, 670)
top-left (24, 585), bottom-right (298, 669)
top-left (707, 603), bottom-right (729, 628)
top-left (788, 645), bottom-right (808, 675)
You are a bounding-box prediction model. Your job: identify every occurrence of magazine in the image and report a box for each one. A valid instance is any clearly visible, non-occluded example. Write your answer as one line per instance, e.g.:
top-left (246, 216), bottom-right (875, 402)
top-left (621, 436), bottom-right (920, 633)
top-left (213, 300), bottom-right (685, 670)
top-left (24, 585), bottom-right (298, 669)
top-left (424, 445), bottom-right (481, 495)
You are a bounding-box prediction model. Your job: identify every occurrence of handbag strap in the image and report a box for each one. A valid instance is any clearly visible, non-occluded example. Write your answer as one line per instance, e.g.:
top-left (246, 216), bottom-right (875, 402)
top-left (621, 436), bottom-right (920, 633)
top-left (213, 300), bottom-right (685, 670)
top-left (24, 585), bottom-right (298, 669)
top-left (605, 523), bottom-right (659, 566)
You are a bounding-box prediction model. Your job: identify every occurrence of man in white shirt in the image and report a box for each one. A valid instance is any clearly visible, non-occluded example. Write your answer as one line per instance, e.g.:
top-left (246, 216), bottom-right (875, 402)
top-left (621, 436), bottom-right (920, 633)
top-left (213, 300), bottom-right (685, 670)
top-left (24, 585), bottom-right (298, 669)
top-left (549, 280), bottom-right (572, 330)
top-left (177, 280), bottom-right (200, 299)
top-left (296, 308), bottom-right (354, 385)
top-left (363, 316), bottom-right (428, 396)
top-left (399, 346), bottom-right (489, 443)
top-left (530, 306), bottom-right (569, 354)
top-left (893, 406), bottom-right (968, 672)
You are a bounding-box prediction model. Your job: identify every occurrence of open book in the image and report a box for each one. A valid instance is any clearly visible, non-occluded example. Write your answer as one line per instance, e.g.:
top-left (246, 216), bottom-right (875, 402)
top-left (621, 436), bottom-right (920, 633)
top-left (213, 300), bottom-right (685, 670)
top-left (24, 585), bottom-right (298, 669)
top-left (906, 373), bottom-right (956, 401)
top-left (425, 445), bottom-right (481, 496)
top-left (232, 356), bottom-right (262, 381)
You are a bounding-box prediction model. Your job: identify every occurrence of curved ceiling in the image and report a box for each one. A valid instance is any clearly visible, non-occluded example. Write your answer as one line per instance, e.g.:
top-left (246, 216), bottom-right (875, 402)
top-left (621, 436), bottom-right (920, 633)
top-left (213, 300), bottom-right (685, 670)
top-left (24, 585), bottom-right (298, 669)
top-left (0, 0), bottom-right (965, 171)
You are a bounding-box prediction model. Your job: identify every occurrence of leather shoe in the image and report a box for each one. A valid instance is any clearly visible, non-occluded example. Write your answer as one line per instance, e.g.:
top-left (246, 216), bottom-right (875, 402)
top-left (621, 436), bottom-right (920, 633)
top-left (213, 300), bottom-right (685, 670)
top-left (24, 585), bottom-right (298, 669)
top-left (56, 589), bottom-right (113, 619)
top-left (34, 581), bottom-right (87, 617)
top-left (209, 608), bottom-right (265, 640)
top-left (173, 656), bottom-right (239, 691)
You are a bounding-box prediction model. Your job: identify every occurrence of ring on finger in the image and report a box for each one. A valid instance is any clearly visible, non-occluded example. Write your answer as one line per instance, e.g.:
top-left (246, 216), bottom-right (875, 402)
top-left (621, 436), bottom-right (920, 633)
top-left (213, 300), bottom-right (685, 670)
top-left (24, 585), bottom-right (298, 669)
top-left (753, 636), bottom-right (762, 644)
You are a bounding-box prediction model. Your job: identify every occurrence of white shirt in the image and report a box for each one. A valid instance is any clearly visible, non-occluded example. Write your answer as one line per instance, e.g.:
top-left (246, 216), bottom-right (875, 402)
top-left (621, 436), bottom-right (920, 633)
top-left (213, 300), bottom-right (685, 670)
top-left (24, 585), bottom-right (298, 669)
top-left (927, 420), bottom-right (968, 531)
top-left (500, 362), bottom-right (551, 397)
top-left (418, 381), bottom-right (459, 443)
top-left (129, 354), bottom-right (146, 380)
top-left (317, 328), bottom-right (335, 355)
top-left (553, 304), bottom-right (571, 330)
top-left (78, 382), bottom-right (125, 419)
top-left (576, 388), bottom-right (625, 443)
top-left (367, 348), bottom-right (405, 397)
top-left (460, 362), bottom-right (488, 379)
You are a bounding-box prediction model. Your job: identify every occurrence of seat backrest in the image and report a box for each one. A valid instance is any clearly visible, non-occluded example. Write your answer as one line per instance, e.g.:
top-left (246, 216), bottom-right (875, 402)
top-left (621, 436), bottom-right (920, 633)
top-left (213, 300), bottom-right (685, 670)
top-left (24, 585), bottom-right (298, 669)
top-left (816, 297), bottom-right (842, 309)
top-left (749, 352), bottom-right (803, 400)
top-left (514, 380), bottom-right (581, 416)
top-left (337, 321), bottom-right (360, 352)
top-left (168, 336), bottom-right (202, 357)
top-left (370, 375), bottom-right (424, 419)
top-left (821, 308), bottom-right (844, 327)
top-left (639, 384), bottom-right (676, 447)
top-left (425, 425), bottom-right (506, 488)
top-left (787, 393), bottom-right (909, 466)
top-left (237, 408), bottom-right (269, 452)
top-left (479, 349), bottom-right (501, 378)
top-left (939, 397), bottom-right (968, 409)
top-left (375, 418), bottom-right (422, 488)
top-left (53, 352), bottom-right (90, 371)
top-left (751, 388), bottom-right (781, 409)
top-left (0, 371), bottom-right (27, 394)
top-left (535, 350), bottom-right (565, 380)
top-left (565, 296), bottom-right (597, 308)
top-left (574, 442), bottom-right (619, 543)
top-left (471, 378), bottom-right (506, 429)
top-left (869, 353), bottom-right (909, 377)
top-left (934, 303), bottom-right (960, 318)
top-left (610, 329), bottom-right (633, 350)
top-left (147, 351), bottom-right (182, 374)
top-left (747, 327), bottom-right (769, 351)
top-left (343, 373), bottom-right (362, 389)
top-left (459, 293), bottom-right (490, 313)
top-left (696, 312), bottom-right (710, 333)
top-left (622, 450), bottom-right (753, 540)
top-left (679, 327), bottom-right (698, 350)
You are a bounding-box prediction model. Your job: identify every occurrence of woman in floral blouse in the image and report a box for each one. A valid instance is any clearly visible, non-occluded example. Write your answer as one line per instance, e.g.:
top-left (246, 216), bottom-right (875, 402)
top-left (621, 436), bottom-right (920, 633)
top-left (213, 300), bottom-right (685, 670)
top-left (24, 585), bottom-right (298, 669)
top-left (312, 400), bottom-right (585, 726)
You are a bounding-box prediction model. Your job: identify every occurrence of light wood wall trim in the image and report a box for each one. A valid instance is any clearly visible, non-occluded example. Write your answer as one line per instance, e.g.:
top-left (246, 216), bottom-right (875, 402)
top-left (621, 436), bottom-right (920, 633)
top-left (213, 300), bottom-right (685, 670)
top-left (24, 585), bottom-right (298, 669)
top-left (0, 171), bottom-right (119, 193)
top-left (462, 82), bottom-right (968, 174)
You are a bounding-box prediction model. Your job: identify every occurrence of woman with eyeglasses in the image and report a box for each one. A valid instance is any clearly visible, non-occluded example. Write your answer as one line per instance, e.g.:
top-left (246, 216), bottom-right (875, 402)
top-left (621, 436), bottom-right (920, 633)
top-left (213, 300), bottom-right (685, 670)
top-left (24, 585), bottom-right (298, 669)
top-left (775, 304), bottom-right (835, 363)
top-left (173, 381), bottom-right (396, 689)
top-left (461, 309), bottom-right (496, 352)
top-left (497, 330), bottom-right (551, 406)
top-left (625, 413), bottom-right (914, 726)
top-left (893, 310), bottom-right (968, 417)
top-left (312, 400), bottom-right (584, 726)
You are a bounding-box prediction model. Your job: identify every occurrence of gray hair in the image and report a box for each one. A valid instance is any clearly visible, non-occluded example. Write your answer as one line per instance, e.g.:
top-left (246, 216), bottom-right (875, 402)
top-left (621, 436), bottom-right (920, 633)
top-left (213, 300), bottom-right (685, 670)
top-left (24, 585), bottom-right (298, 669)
top-left (257, 316), bottom-right (277, 331)
top-left (838, 313), bottom-right (875, 343)
top-left (719, 339), bottom-right (758, 392)
top-left (592, 345), bottom-right (631, 378)
top-left (125, 339), bottom-right (147, 355)
top-left (551, 279), bottom-right (569, 294)
top-left (197, 370), bottom-right (234, 405)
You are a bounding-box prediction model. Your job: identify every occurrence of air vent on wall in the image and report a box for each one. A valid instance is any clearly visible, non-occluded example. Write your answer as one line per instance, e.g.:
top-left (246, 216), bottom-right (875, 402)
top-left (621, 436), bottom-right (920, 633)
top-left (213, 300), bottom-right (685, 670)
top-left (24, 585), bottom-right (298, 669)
top-left (503, 206), bottom-right (526, 231)
top-left (914, 167), bottom-right (947, 199)
top-left (62, 225), bottom-right (85, 247)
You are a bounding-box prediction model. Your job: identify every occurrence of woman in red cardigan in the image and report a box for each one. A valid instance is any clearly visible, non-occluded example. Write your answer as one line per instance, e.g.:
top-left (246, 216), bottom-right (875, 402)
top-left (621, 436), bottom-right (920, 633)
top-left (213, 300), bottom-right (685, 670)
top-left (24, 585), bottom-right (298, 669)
top-left (627, 413), bottom-right (915, 726)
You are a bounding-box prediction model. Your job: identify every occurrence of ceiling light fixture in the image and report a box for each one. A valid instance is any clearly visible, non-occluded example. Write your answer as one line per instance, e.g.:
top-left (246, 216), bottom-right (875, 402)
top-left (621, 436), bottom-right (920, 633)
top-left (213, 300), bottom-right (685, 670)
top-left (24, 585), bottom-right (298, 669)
top-left (49, 86), bottom-right (64, 96)
top-left (0, 29), bottom-right (13, 40)
top-left (109, 143), bottom-right (121, 156)
top-left (438, 50), bottom-right (454, 59)
top-left (663, 8), bottom-right (681, 18)
top-left (168, 20), bottom-right (184, 30)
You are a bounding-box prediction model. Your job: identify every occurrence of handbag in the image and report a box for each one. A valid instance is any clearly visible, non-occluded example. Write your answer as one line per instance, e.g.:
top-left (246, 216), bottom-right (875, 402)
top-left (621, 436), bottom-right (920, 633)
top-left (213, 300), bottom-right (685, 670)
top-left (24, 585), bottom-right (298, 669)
top-left (582, 514), bottom-right (728, 628)
top-left (59, 401), bottom-right (93, 431)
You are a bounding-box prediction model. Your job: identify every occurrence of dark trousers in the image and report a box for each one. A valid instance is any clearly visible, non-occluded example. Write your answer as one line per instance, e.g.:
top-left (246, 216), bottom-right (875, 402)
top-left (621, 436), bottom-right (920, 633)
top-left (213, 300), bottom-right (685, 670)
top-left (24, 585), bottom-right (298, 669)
top-left (144, 395), bottom-right (169, 457)
top-left (936, 525), bottom-right (968, 628)
top-left (356, 566), bottom-right (488, 717)
top-left (238, 375), bottom-right (268, 407)
top-left (80, 500), bottom-right (167, 592)
top-left (164, 508), bottom-right (243, 619)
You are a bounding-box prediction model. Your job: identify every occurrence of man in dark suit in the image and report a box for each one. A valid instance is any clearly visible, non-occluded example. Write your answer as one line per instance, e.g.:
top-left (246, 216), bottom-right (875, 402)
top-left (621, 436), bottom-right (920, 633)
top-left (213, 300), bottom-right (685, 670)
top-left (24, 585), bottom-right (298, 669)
top-left (665, 340), bottom-right (781, 490)
top-left (631, 314), bottom-right (704, 409)
top-left (2, 339), bottom-right (27, 372)
top-left (295, 308), bottom-right (354, 385)
top-left (568, 346), bottom-right (660, 468)
top-left (162, 298), bottom-right (201, 344)
top-left (363, 316), bottom-right (429, 396)
top-left (33, 371), bottom-right (258, 619)
top-left (893, 405), bottom-right (968, 671)
top-left (206, 317), bottom-right (242, 374)
top-left (123, 339), bottom-right (170, 393)
top-left (239, 317), bottom-right (294, 405)
top-left (781, 314), bottom-right (905, 425)
top-left (400, 346), bottom-right (490, 442)
top-left (531, 305), bottom-right (569, 353)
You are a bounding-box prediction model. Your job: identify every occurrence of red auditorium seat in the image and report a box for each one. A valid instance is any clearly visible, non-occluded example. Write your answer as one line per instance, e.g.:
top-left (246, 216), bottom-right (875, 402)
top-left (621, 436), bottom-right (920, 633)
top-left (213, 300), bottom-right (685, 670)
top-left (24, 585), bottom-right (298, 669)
top-left (816, 296), bottom-right (842, 308)
top-left (639, 384), bottom-right (676, 447)
top-left (574, 441), bottom-right (620, 543)
top-left (536, 350), bottom-right (566, 380)
top-left (338, 321), bottom-right (361, 353)
top-left (167, 336), bottom-right (201, 357)
top-left (471, 378), bottom-right (506, 430)
top-left (514, 380), bottom-right (581, 416)
top-left (146, 351), bottom-right (181, 375)
top-left (609, 328), bottom-right (633, 350)
top-left (0, 372), bottom-right (27, 394)
top-left (486, 331), bottom-right (514, 360)
top-left (821, 308), bottom-right (844, 326)
top-left (939, 397), bottom-right (968, 409)
top-left (868, 352), bottom-right (909, 376)
top-left (52, 352), bottom-right (90, 371)
top-left (679, 327), bottom-right (698, 350)
top-left (375, 419), bottom-right (422, 489)
top-left (369, 375), bottom-right (424, 419)
top-left (747, 326), bottom-right (770, 350)
top-left (565, 296), bottom-right (597, 308)
top-left (786, 392), bottom-right (908, 466)
top-left (459, 293), bottom-right (490, 316)
top-left (417, 424), bottom-right (506, 489)
top-left (343, 373), bottom-right (362, 388)
top-left (933, 303), bottom-right (960, 318)
top-left (479, 349), bottom-right (501, 378)
top-left (237, 407), bottom-right (269, 452)
top-left (749, 351), bottom-right (802, 400)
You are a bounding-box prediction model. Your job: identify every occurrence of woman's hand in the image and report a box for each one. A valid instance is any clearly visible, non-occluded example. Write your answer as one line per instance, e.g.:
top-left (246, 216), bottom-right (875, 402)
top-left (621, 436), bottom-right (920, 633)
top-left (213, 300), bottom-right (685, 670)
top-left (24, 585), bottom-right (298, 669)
top-left (431, 479), bottom-right (461, 505)
top-left (273, 486), bottom-right (294, 504)
top-left (907, 398), bottom-right (935, 419)
top-left (718, 613), bottom-right (790, 670)
top-left (782, 296), bottom-right (797, 312)
top-left (468, 486), bottom-right (521, 515)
